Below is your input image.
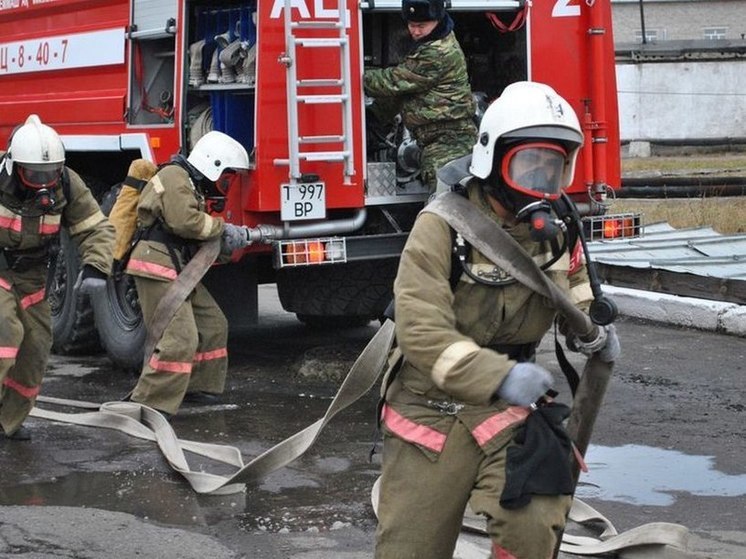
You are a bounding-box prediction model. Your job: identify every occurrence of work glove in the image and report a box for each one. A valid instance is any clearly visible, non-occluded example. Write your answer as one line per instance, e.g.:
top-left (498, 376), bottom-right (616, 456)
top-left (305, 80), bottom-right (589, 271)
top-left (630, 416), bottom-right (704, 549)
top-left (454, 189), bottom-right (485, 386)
top-left (569, 324), bottom-right (621, 363)
top-left (496, 363), bottom-right (554, 407)
top-left (74, 265), bottom-right (108, 295)
top-left (221, 223), bottom-right (250, 254)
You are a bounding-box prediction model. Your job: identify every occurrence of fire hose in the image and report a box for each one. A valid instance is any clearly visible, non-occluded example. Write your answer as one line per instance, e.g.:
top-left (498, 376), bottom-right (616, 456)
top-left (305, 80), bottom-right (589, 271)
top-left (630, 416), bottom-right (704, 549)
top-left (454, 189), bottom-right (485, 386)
top-left (29, 195), bottom-right (690, 555)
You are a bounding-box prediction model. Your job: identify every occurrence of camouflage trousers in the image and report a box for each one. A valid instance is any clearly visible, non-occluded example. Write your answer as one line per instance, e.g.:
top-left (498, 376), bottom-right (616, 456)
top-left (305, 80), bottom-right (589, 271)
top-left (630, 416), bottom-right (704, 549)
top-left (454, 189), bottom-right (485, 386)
top-left (374, 419), bottom-right (571, 559)
top-left (418, 121), bottom-right (477, 192)
top-left (131, 276), bottom-right (228, 416)
top-left (0, 266), bottom-right (52, 435)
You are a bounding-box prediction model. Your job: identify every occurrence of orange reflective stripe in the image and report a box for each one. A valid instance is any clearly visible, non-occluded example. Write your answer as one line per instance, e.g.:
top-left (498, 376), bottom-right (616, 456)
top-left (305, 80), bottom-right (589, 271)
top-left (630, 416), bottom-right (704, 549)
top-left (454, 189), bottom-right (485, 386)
top-left (127, 259), bottom-right (178, 280)
top-left (21, 288), bottom-right (46, 309)
top-left (0, 215), bottom-right (22, 232)
top-left (148, 354), bottom-right (192, 374)
top-left (194, 347), bottom-right (228, 362)
top-left (0, 277), bottom-right (11, 291)
top-left (0, 346), bottom-right (19, 359)
top-left (471, 406), bottom-right (529, 448)
top-left (3, 377), bottom-right (40, 399)
top-left (39, 222), bottom-right (61, 235)
top-left (492, 543), bottom-right (518, 559)
top-left (381, 404), bottom-right (447, 453)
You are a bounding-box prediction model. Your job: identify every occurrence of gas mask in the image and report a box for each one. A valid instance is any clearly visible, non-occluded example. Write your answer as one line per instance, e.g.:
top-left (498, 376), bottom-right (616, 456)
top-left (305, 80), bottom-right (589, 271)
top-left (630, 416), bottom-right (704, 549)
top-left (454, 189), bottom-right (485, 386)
top-left (492, 142), bottom-right (568, 242)
top-left (15, 162), bottom-right (63, 211)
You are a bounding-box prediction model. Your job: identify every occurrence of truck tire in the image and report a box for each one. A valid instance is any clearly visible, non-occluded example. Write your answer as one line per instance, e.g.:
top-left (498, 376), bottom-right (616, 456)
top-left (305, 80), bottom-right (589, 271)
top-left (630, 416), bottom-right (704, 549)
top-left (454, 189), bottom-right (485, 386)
top-left (91, 273), bottom-right (146, 372)
top-left (276, 259), bottom-right (398, 328)
top-left (49, 230), bottom-right (102, 354)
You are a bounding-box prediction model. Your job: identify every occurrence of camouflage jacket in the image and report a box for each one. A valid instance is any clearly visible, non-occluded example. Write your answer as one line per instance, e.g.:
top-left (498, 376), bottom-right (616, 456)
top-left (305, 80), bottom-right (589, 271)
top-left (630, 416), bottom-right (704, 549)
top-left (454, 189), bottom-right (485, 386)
top-left (363, 30), bottom-right (475, 142)
top-left (126, 164), bottom-right (225, 282)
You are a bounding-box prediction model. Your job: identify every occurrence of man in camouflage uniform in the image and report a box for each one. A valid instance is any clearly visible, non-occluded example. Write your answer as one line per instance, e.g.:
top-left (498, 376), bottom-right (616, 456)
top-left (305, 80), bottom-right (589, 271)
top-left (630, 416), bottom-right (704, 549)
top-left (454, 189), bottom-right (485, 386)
top-left (363, 0), bottom-right (476, 192)
top-left (125, 131), bottom-right (251, 418)
top-left (0, 115), bottom-right (114, 441)
top-left (374, 83), bottom-right (621, 558)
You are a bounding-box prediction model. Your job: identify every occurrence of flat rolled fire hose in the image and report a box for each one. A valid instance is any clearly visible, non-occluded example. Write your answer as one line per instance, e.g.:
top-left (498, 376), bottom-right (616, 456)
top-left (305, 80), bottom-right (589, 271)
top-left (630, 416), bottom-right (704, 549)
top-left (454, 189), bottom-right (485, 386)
top-left (370, 477), bottom-right (690, 557)
top-left (31, 319), bottom-right (396, 495)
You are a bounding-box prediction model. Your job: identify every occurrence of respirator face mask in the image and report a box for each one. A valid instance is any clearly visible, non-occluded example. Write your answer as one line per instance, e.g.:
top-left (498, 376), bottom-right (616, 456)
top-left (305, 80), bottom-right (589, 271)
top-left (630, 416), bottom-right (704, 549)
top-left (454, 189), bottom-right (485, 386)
top-left (499, 142), bottom-right (568, 242)
top-left (16, 163), bottom-right (63, 210)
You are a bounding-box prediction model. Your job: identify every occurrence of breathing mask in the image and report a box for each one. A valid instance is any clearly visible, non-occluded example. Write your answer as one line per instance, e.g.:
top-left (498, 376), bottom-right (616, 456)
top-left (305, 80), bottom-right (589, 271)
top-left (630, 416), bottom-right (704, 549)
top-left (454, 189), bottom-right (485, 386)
top-left (488, 141), bottom-right (570, 242)
top-left (15, 162), bottom-right (63, 211)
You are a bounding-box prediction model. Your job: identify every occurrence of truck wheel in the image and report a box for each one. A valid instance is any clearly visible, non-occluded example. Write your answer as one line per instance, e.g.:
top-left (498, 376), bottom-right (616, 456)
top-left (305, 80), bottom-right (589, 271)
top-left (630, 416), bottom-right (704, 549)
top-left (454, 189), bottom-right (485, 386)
top-left (91, 273), bottom-right (146, 372)
top-left (276, 259), bottom-right (398, 327)
top-left (49, 231), bottom-right (102, 354)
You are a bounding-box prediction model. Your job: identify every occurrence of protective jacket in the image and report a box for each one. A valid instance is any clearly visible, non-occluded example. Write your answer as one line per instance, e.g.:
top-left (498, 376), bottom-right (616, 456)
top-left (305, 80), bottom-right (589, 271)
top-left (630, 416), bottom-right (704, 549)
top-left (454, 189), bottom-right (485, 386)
top-left (125, 163), bottom-right (225, 280)
top-left (126, 162), bottom-right (229, 416)
top-left (0, 152), bottom-right (114, 435)
top-left (385, 182), bottom-right (592, 450)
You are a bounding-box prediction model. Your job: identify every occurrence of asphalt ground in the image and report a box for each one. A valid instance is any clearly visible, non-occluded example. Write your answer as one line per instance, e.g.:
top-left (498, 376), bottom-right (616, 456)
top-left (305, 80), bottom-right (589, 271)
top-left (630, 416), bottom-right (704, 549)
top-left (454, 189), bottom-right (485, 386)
top-left (1, 286), bottom-right (744, 558)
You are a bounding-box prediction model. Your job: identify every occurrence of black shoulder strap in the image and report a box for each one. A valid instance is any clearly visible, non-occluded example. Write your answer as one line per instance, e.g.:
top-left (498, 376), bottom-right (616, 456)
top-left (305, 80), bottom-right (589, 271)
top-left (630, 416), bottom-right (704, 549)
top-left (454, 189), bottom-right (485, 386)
top-left (60, 167), bottom-right (72, 203)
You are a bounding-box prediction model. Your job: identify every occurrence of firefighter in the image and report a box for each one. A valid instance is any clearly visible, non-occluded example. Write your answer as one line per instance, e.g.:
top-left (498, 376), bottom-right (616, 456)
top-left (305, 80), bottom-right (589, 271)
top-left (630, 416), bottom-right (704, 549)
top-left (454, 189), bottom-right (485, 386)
top-left (125, 131), bottom-right (251, 418)
top-left (374, 82), bottom-right (621, 558)
top-left (0, 114), bottom-right (114, 441)
top-left (363, 0), bottom-right (476, 193)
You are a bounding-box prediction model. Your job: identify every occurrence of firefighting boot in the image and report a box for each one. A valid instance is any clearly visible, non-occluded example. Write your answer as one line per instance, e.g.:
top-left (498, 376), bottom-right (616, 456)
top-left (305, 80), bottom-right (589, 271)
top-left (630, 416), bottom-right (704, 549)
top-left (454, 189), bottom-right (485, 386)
top-left (188, 39), bottom-right (206, 87)
top-left (207, 30), bottom-right (231, 83)
top-left (206, 49), bottom-right (221, 83)
top-left (236, 43), bottom-right (257, 85)
top-left (218, 39), bottom-right (243, 84)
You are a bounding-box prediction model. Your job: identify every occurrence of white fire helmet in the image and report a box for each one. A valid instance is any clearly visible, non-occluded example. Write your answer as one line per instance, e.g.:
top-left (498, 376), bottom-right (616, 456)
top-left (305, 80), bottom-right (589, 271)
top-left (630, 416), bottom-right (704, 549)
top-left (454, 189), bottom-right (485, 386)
top-left (469, 81), bottom-right (583, 196)
top-left (5, 114), bottom-right (66, 190)
top-left (187, 130), bottom-right (250, 182)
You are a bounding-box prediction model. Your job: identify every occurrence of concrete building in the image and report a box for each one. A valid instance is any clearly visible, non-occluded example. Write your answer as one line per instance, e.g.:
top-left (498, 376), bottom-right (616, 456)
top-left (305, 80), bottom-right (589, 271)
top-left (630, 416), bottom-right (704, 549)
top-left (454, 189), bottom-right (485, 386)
top-left (612, 0), bottom-right (746, 43)
top-left (610, 0), bottom-right (746, 146)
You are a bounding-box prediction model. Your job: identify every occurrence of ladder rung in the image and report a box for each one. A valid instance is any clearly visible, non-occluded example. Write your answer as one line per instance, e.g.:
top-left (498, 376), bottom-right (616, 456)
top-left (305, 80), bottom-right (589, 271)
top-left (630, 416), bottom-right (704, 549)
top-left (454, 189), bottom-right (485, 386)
top-left (298, 79), bottom-right (343, 87)
top-left (294, 38), bottom-right (347, 48)
top-left (298, 94), bottom-right (348, 104)
top-left (291, 21), bottom-right (343, 30)
top-left (299, 151), bottom-right (350, 162)
top-left (300, 135), bottom-right (346, 144)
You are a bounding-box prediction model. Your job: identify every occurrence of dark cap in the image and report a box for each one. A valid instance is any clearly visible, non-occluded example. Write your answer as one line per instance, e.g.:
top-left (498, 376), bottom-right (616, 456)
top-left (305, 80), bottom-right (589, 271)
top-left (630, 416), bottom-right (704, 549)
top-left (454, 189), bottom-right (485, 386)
top-left (401, 0), bottom-right (446, 22)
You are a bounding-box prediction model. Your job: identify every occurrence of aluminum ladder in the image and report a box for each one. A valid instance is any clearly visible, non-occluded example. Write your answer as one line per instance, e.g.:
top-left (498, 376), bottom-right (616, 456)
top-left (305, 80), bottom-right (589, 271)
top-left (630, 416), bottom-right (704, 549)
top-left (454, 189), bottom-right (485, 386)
top-left (275, 0), bottom-right (355, 184)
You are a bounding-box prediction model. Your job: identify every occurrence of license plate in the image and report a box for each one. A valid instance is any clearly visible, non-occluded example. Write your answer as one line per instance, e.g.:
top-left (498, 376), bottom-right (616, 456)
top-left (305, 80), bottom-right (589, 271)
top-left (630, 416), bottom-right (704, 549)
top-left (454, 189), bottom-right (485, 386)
top-left (281, 182), bottom-right (326, 221)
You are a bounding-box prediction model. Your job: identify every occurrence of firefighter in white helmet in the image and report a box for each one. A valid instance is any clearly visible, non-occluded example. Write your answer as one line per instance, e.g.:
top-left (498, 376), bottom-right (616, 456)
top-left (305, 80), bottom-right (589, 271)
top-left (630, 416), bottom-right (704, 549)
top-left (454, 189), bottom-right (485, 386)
top-left (0, 114), bottom-right (114, 441)
top-left (375, 82), bottom-right (620, 558)
top-left (125, 131), bottom-right (251, 418)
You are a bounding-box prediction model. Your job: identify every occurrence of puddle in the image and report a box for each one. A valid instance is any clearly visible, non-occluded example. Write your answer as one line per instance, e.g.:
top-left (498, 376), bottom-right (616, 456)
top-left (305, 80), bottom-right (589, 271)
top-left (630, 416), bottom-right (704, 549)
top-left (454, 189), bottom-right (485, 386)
top-left (0, 471), bottom-right (245, 526)
top-left (576, 444), bottom-right (746, 506)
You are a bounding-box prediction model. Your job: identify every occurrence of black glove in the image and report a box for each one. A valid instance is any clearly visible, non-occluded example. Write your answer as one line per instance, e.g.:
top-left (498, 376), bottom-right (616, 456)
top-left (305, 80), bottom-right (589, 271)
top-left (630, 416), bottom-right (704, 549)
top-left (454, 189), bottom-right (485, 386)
top-left (570, 324), bottom-right (621, 363)
top-left (496, 363), bottom-right (553, 407)
top-left (221, 223), bottom-right (250, 254)
top-left (74, 265), bottom-right (108, 295)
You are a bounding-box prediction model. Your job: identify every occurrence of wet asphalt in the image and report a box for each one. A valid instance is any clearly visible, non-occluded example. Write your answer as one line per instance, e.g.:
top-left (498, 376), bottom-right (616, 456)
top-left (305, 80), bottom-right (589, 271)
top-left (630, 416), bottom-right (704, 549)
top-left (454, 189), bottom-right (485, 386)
top-left (0, 285), bottom-right (744, 558)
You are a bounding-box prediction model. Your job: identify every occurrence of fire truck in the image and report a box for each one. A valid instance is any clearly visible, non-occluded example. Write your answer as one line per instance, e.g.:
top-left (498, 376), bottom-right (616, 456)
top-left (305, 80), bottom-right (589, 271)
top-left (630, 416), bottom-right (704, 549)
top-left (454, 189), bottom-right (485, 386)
top-left (0, 0), bottom-right (631, 370)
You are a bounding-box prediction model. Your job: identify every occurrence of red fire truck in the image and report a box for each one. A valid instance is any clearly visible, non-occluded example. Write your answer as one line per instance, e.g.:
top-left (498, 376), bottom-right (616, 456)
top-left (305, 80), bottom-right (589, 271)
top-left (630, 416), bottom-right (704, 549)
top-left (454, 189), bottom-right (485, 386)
top-left (0, 0), bottom-right (630, 369)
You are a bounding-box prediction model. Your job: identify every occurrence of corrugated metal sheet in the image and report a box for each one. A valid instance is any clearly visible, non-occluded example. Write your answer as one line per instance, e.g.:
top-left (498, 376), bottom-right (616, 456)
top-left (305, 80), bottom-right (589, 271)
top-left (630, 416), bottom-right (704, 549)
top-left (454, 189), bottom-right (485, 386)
top-left (588, 222), bottom-right (746, 280)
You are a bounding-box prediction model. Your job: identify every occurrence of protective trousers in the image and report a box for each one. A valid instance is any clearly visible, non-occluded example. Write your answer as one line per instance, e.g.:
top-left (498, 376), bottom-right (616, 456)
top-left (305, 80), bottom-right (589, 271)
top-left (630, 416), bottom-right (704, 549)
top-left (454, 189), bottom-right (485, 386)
top-left (0, 266), bottom-right (52, 435)
top-left (131, 276), bottom-right (228, 415)
top-left (375, 419), bottom-right (571, 559)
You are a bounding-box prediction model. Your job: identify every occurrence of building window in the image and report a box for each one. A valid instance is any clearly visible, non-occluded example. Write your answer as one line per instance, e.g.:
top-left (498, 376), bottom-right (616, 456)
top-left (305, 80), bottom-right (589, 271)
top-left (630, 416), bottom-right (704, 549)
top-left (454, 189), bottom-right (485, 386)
top-left (703, 27), bottom-right (727, 40)
top-left (634, 28), bottom-right (664, 42)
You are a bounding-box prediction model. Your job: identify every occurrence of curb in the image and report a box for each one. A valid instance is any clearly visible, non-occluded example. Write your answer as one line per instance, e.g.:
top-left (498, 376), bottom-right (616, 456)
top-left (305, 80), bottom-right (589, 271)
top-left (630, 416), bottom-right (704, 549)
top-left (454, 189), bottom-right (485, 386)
top-left (603, 285), bottom-right (746, 337)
